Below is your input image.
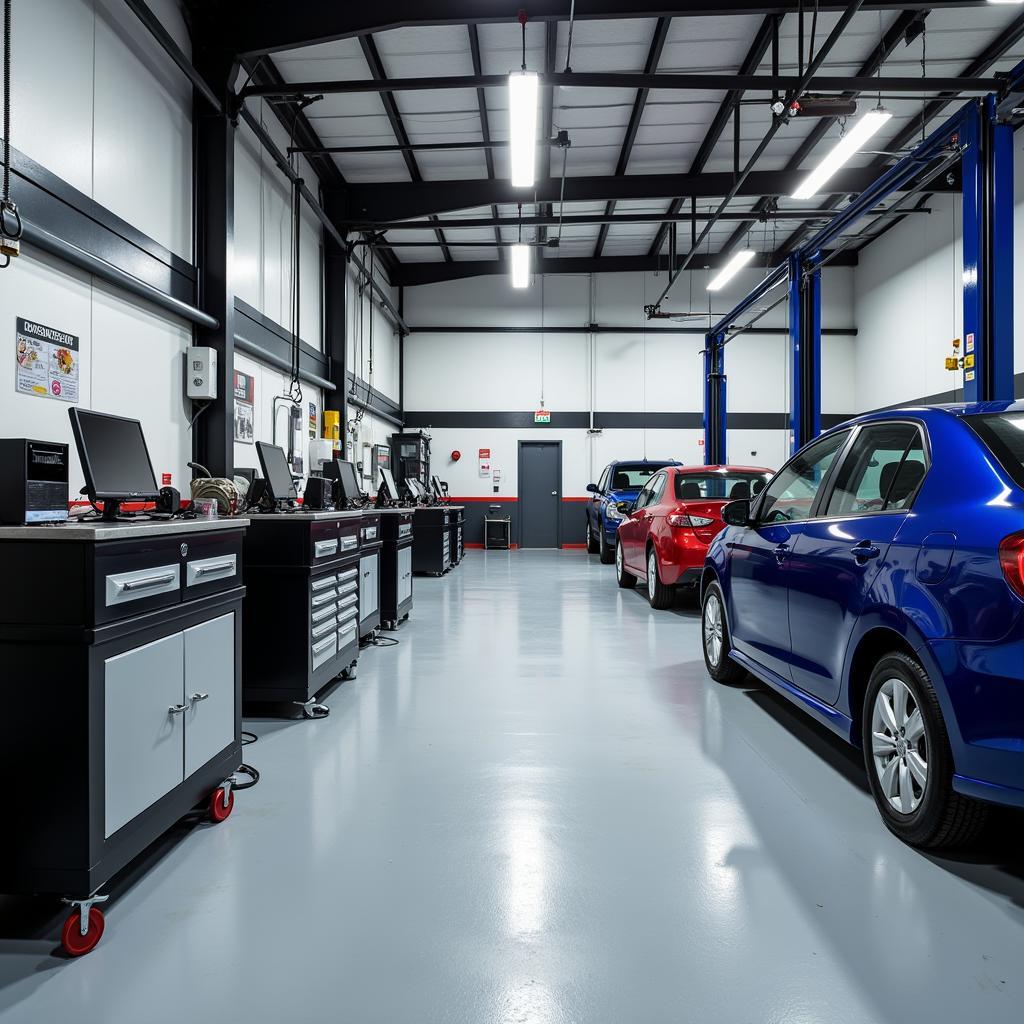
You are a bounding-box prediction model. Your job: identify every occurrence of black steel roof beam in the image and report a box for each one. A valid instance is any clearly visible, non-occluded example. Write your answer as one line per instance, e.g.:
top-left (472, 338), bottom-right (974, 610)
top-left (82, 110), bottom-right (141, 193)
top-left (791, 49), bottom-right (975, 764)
top-left (239, 72), bottom-right (999, 100)
top-left (539, 21), bottom-right (557, 252)
top-left (345, 207), bottom-right (926, 232)
top-left (213, 2), bottom-right (999, 59)
top-left (647, 14), bottom-right (777, 260)
top-left (720, 7), bottom-right (925, 258)
top-left (594, 16), bottom-right (671, 258)
top-left (774, 7), bottom-right (1024, 260)
top-left (467, 25), bottom-right (503, 259)
top-left (338, 165), bottom-right (953, 223)
top-left (359, 34), bottom-right (452, 263)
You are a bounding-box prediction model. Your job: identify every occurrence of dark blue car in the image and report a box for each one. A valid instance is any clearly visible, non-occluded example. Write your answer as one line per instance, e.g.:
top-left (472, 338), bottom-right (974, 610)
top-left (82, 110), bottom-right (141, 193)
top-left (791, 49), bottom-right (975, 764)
top-left (701, 403), bottom-right (1024, 848)
top-left (586, 460), bottom-right (681, 563)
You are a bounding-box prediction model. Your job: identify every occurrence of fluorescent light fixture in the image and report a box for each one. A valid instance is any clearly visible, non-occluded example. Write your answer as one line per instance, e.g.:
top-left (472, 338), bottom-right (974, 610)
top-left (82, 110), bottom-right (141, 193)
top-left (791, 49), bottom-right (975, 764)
top-left (707, 250), bottom-right (756, 292)
top-left (988, 1), bottom-right (1024, 5)
top-left (511, 243), bottom-right (531, 288)
top-left (792, 108), bottom-right (892, 200)
top-left (508, 71), bottom-right (539, 187)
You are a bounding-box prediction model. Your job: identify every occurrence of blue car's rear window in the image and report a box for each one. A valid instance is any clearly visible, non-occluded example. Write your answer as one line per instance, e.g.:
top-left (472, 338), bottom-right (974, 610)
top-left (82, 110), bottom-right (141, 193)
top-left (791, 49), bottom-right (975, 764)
top-left (609, 465), bottom-right (663, 489)
top-left (965, 413), bottom-right (1024, 488)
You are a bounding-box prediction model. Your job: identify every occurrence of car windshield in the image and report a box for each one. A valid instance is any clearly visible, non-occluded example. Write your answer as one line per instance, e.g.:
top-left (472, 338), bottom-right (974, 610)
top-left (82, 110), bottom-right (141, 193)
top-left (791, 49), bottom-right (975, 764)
top-left (675, 472), bottom-right (770, 501)
top-left (609, 465), bottom-right (664, 490)
top-left (964, 412), bottom-right (1024, 489)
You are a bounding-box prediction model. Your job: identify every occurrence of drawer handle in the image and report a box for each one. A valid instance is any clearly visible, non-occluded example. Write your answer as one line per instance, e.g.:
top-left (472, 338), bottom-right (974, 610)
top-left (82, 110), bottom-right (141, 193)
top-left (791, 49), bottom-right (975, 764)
top-left (337, 569), bottom-right (358, 581)
top-left (341, 537), bottom-right (358, 550)
top-left (315, 540), bottom-right (339, 557)
top-left (312, 619), bottom-right (336, 639)
top-left (193, 561), bottom-right (234, 577)
top-left (312, 605), bottom-right (336, 624)
top-left (338, 620), bottom-right (357, 636)
top-left (168, 703), bottom-right (189, 715)
top-left (312, 635), bottom-right (335, 655)
top-left (311, 575), bottom-right (335, 592)
top-left (190, 692), bottom-right (209, 703)
top-left (311, 591), bottom-right (336, 607)
top-left (121, 572), bottom-right (176, 592)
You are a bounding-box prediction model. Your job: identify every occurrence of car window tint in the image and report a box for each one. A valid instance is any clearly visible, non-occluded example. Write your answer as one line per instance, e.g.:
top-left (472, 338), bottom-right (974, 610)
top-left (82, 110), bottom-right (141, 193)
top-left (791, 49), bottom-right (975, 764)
top-left (635, 480), bottom-right (653, 509)
top-left (648, 473), bottom-right (667, 506)
top-left (825, 423), bottom-right (924, 516)
top-left (758, 430), bottom-right (850, 523)
top-left (612, 465), bottom-right (662, 489)
top-left (598, 467), bottom-right (609, 491)
top-left (963, 413), bottom-right (1024, 491)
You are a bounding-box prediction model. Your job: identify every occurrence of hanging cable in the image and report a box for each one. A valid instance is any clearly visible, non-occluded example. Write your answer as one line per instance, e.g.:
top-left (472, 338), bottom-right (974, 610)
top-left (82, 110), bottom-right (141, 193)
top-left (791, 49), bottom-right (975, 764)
top-left (919, 23), bottom-right (927, 145)
top-left (564, 0), bottom-right (576, 73)
top-left (808, 0), bottom-right (819, 68)
top-left (519, 9), bottom-right (528, 72)
top-left (0, 0), bottom-right (21, 269)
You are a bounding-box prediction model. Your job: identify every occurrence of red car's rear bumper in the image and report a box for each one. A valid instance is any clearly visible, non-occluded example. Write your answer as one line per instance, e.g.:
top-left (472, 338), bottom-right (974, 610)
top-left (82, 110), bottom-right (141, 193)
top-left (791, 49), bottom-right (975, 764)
top-left (657, 524), bottom-right (723, 586)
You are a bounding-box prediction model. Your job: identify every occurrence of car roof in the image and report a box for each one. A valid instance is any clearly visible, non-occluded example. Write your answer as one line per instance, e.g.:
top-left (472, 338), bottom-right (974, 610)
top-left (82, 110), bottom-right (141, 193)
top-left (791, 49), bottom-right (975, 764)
top-left (608, 459), bottom-right (681, 468)
top-left (673, 464), bottom-right (772, 475)
top-left (826, 401), bottom-right (1024, 433)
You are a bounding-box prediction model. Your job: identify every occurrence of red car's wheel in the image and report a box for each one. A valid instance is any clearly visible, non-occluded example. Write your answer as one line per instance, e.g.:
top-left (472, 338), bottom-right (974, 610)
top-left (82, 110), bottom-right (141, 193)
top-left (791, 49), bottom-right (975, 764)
top-left (61, 907), bottom-right (105, 957)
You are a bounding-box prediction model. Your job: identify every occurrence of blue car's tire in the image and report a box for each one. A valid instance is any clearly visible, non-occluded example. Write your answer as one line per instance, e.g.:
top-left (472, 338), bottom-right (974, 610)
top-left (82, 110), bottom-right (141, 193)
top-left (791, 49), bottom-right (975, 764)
top-left (599, 520), bottom-right (615, 564)
top-left (586, 516), bottom-right (599, 554)
top-left (701, 582), bottom-right (744, 683)
top-left (863, 652), bottom-right (988, 849)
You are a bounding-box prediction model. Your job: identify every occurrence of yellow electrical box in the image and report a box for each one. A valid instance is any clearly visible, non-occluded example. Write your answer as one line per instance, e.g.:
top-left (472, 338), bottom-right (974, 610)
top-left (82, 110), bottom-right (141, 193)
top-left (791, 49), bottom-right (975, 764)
top-left (952, 338), bottom-right (961, 350)
top-left (964, 354), bottom-right (975, 370)
top-left (945, 357), bottom-right (960, 371)
top-left (323, 409), bottom-right (340, 441)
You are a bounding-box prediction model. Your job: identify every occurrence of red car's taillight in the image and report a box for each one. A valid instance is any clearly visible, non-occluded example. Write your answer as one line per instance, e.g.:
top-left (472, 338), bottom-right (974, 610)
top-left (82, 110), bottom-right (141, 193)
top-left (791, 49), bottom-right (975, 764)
top-left (668, 513), bottom-right (715, 528)
top-left (999, 531), bottom-right (1024, 600)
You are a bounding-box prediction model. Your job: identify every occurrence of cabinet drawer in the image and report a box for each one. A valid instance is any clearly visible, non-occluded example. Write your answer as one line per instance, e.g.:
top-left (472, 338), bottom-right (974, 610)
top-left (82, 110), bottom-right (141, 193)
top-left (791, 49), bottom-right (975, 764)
top-left (339, 535), bottom-right (359, 553)
top-left (337, 580), bottom-right (358, 598)
top-left (336, 567), bottom-right (359, 585)
top-left (311, 603), bottom-right (337, 625)
top-left (314, 538), bottom-right (339, 559)
top-left (311, 574), bottom-right (336, 592)
top-left (311, 588), bottom-right (337, 608)
top-left (312, 616), bottom-right (337, 640)
top-left (362, 525), bottom-right (378, 541)
top-left (338, 603), bottom-right (359, 626)
top-left (338, 618), bottom-right (358, 644)
top-left (337, 592), bottom-right (358, 612)
top-left (311, 633), bottom-right (337, 670)
top-left (105, 564), bottom-right (180, 608)
top-left (185, 553), bottom-right (237, 588)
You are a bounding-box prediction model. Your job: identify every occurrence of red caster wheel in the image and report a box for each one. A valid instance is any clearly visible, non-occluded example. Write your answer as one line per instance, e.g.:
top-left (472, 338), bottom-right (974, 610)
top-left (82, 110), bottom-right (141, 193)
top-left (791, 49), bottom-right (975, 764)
top-left (209, 786), bottom-right (234, 823)
top-left (61, 907), bottom-right (105, 957)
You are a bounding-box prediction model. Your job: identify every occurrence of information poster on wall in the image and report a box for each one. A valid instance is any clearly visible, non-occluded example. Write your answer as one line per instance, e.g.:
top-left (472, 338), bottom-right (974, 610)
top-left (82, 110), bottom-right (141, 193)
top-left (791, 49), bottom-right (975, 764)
top-left (233, 370), bottom-right (255, 444)
top-left (15, 317), bottom-right (80, 403)
top-left (308, 401), bottom-right (317, 439)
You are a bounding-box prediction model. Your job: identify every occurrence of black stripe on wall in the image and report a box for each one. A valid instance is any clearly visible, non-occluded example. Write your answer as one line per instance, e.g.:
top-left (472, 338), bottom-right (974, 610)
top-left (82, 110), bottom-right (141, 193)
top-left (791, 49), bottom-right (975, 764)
top-left (404, 411), bottom-right (857, 430)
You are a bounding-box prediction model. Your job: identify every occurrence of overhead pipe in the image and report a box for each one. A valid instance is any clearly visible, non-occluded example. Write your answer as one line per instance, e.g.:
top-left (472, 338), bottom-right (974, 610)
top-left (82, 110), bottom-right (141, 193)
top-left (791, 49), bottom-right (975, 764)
top-left (234, 331), bottom-right (336, 391)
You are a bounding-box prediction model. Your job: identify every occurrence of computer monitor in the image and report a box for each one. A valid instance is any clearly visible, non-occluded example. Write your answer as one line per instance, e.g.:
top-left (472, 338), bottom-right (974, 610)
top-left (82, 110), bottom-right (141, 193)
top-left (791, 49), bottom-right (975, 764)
top-left (378, 465), bottom-right (399, 503)
top-left (68, 408), bottom-right (159, 521)
top-left (325, 459), bottom-right (363, 507)
top-left (406, 478), bottom-right (425, 500)
top-left (255, 442), bottom-right (298, 505)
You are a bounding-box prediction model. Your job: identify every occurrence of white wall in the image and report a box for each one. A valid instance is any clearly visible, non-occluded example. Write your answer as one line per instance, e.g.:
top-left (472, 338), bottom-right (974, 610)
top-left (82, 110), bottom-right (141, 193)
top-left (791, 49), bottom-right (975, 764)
top-left (13, 0), bottom-right (192, 259)
top-left (0, 0), bottom-right (195, 496)
top-left (403, 267), bottom-right (856, 497)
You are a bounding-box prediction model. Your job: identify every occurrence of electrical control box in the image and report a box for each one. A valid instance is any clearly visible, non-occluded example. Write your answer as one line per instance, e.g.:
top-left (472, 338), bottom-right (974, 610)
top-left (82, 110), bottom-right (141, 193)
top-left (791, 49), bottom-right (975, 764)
top-left (186, 347), bottom-right (217, 400)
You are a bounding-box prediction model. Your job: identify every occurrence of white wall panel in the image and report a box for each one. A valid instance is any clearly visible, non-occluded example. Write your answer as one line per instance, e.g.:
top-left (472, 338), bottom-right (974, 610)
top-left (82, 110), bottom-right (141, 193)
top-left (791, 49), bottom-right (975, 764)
top-left (12, 0), bottom-right (94, 196)
top-left (93, 0), bottom-right (192, 258)
top-left (233, 123), bottom-right (264, 311)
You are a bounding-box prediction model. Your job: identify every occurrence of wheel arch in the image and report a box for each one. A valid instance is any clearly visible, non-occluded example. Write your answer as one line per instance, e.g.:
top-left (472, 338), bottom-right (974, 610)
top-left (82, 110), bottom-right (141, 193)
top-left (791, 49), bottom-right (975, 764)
top-left (845, 626), bottom-right (921, 748)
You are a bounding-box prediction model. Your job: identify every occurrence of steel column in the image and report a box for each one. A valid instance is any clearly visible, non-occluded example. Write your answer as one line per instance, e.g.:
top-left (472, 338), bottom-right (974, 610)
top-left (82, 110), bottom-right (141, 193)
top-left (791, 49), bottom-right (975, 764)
top-left (324, 236), bottom-right (348, 435)
top-left (962, 102), bottom-right (984, 402)
top-left (704, 333), bottom-right (727, 465)
top-left (789, 254), bottom-right (821, 453)
top-left (985, 94), bottom-right (1014, 401)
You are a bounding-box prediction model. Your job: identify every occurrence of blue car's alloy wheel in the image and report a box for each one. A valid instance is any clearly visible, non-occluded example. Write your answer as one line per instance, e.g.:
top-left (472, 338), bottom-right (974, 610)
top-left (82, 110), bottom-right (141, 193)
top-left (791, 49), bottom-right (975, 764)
top-left (701, 582), bottom-right (744, 683)
top-left (863, 653), bottom-right (989, 849)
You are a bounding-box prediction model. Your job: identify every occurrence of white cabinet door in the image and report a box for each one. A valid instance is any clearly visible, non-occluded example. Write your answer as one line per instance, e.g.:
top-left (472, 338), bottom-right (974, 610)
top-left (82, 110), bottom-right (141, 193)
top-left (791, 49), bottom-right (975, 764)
top-left (361, 552), bottom-right (379, 618)
top-left (398, 546), bottom-right (412, 604)
top-left (104, 633), bottom-right (185, 838)
top-left (184, 613), bottom-right (236, 778)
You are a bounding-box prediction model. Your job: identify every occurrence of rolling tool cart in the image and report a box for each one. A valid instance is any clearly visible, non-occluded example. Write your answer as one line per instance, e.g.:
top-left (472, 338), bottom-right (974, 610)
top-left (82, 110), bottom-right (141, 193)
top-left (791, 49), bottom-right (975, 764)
top-left (242, 510), bottom-right (363, 716)
top-left (447, 505), bottom-right (465, 566)
top-left (412, 506), bottom-right (451, 575)
top-left (358, 510), bottom-right (382, 640)
top-left (485, 512), bottom-right (512, 549)
top-left (0, 517), bottom-right (248, 956)
top-left (379, 508), bottom-right (414, 629)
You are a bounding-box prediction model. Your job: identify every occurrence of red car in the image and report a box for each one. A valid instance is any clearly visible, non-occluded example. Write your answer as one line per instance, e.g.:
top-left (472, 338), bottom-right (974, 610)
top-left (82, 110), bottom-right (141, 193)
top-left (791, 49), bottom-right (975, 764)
top-left (615, 465), bottom-right (773, 608)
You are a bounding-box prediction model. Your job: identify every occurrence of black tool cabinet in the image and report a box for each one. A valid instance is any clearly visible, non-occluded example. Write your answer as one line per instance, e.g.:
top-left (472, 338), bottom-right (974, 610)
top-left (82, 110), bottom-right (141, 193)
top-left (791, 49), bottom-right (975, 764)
top-left (379, 508), bottom-right (414, 629)
top-left (358, 511), bottom-right (382, 640)
top-left (412, 506), bottom-right (451, 576)
top-left (242, 511), bottom-right (363, 707)
top-left (447, 505), bottom-right (465, 566)
top-left (0, 518), bottom-right (247, 955)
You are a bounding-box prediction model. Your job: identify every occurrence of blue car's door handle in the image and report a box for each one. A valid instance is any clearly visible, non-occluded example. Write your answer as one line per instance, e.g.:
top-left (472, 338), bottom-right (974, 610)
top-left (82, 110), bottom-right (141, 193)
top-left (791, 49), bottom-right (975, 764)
top-left (852, 542), bottom-right (881, 563)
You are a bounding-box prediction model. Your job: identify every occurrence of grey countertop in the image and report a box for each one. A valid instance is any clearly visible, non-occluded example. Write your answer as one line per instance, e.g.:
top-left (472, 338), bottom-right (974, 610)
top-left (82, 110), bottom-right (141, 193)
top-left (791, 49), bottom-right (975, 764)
top-left (0, 517), bottom-right (250, 542)
top-left (246, 510), bottom-right (366, 523)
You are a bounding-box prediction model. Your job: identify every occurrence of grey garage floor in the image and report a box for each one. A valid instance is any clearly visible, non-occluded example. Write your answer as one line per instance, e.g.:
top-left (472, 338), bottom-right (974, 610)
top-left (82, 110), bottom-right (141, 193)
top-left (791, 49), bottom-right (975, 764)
top-left (2, 549), bottom-right (1024, 1023)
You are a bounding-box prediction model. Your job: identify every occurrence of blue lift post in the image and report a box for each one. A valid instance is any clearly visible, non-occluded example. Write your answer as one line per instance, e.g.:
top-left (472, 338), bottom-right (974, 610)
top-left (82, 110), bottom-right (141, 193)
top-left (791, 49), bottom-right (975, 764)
top-left (703, 332), bottom-right (727, 465)
top-left (705, 90), bottom-right (1015, 461)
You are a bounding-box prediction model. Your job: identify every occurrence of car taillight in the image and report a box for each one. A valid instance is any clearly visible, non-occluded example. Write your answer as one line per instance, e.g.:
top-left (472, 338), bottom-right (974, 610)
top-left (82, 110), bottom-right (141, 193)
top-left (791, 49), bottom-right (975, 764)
top-left (999, 531), bottom-right (1024, 600)
top-left (668, 513), bottom-right (715, 528)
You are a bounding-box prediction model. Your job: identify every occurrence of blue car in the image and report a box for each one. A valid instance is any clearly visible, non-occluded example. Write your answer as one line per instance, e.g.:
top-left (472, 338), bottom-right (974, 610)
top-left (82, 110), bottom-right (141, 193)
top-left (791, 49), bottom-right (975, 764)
top-left (586, 460), bottom-right (681, 564)
top-left (701, 403), bottom-right (1024, 848)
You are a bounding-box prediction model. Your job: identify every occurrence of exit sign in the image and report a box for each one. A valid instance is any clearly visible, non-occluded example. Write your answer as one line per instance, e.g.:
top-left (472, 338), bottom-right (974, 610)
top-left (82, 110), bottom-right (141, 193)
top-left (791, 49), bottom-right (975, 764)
top-left (534, 409), bottom-right (551, 423)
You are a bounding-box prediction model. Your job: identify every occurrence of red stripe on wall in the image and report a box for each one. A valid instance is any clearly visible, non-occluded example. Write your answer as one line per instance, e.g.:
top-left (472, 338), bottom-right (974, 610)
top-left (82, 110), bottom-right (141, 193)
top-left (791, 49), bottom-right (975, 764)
top-left (447, 496), bottom-right (591, 502)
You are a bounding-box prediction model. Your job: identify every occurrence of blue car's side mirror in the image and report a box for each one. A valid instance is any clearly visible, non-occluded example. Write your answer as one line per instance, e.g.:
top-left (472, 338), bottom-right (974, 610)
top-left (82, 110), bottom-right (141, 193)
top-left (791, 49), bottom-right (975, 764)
top-left (722, 499), bottom-right (751, 526)
top-left (586, 483), bottom-right (599, 493)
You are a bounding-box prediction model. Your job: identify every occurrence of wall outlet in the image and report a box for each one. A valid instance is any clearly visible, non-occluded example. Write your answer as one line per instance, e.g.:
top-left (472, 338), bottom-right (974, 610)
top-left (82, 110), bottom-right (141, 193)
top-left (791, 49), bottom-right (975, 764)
top-left (185, 347), bottom-right (217, 400)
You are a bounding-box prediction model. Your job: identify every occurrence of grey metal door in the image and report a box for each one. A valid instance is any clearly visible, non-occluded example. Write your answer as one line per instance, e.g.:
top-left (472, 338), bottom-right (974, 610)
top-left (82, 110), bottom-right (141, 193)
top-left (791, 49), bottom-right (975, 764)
top-left (184, 613), bottom-right (236, 778)
top-left (519, 442), bottom-right (561, 548)
top-left (361, 553), bottom-right (379, 618)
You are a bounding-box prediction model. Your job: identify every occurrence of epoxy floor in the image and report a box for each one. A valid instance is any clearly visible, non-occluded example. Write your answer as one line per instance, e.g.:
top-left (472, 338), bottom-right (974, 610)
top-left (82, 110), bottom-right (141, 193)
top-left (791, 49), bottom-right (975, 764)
top-left (2, 550), bottom-right (1024, 1023)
